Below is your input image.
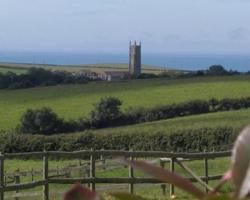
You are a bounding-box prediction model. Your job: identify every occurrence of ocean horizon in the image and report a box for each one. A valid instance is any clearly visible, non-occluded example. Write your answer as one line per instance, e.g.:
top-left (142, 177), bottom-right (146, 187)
top-left (0, 51), bottom-right (250, 72)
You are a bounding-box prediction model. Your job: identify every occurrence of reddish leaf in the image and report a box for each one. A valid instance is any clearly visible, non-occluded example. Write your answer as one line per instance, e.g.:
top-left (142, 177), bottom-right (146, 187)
top-left (63, 183), bottom-right (98, 200)
top-left (210, 169), bottom-right (233, 195)
top-left (221, 169), bottom-right (233, 182)
top-left (122, 159), bottom-right (205, 199)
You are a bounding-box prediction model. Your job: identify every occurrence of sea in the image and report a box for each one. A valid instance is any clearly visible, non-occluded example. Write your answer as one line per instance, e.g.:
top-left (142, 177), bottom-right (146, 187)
top-left (1, 51), bottom-right (250, 72)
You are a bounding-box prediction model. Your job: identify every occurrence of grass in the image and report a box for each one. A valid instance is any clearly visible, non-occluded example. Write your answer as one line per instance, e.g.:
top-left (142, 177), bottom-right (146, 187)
top-left (0, 63), bottom-right (240, 200)
top-left (89, 108), bottom-right (250, 136)
top-left (1, 75), bottom-right (250, 129)
top-left (0, 66), bottom-right (27, 74)
top-left (0, 62), bottom-right (171, 74)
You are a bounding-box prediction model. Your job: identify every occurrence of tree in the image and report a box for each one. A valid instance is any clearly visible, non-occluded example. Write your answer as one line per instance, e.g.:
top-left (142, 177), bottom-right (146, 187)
top-left (90, 97), bottom-right (122, 128)
top-left (27, 67), bottom-right (53, 85)
top-left (207, 65), bottom-right (228, 75)
top-left (17, 107), bottom-right (64, 134)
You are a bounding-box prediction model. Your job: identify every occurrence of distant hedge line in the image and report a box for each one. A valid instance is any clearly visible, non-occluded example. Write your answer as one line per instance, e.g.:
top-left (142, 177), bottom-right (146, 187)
top-left (122, 97), bottom-right (250, 124)
top-left (17, 96), bottom-right (250, 135)
top-left (0, 68), bottom-right (90, 89)
top-left (1, 127), bottom-right (238, 153)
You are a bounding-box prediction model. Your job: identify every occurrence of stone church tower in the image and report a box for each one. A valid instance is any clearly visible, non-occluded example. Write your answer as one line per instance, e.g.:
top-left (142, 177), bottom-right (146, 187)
top-left (129, 41), bottom-right (141, 76)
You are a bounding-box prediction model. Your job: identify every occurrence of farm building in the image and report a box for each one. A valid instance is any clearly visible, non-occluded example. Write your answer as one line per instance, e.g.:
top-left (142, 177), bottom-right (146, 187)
top-left (99, 71), bottom-right (129, 81)
top-left (72, 70), bottom-right (99, 80)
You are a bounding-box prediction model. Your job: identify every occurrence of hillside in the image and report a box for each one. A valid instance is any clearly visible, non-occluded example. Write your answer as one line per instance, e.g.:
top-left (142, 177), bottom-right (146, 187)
top-left (0, 62), bottom-right (176, 74)
top-left (1, 75), bottom-right (250, 129)
top-left (88, 108), bottom-right (250, 136)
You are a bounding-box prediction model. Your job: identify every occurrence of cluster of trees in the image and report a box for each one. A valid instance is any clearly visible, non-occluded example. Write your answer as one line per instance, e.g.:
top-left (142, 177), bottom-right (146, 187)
top-left (200, 65), bottom-right (239, 76)
top-left (0, 65), bottom-right (244, 89)
top-left (0, 68), bottom-right (89, 89)
top-left (17, 96), bottom-right (250, 135)
top-left (137, 65), bottom-right (241, 80)
top-left (17, 108), bottom-right (74, 134)
top-left (17, 97), bottom-right (123, 134)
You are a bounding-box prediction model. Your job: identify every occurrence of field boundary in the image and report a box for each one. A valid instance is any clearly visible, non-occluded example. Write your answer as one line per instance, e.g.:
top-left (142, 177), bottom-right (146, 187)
top-left (0, 150), bottom-right (231, 200)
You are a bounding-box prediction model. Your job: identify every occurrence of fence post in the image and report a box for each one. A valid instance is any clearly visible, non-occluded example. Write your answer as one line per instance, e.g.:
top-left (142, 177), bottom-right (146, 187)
top-left (100, 149), bottom-right (106, 170)
top-left (3, 171), bottom-right (6, 186)
top-left (170, 158), bottom-right (175, 198)
top-left (160, 160), bottom-right (166, 195)
top-left (204, 157), bottom-right (209, 193)
top-left (31, 168), bottom-right (34, 182)
top-left (129, 150), bottom-right (134, 194)
top-left (0, 153), bottom-right (4, 200)
top-left (43, 150), bottom-right (49, 200)
top-left (86, 162), bottom-right (90, 188)
top-left (90, 148), bottom-right (96, 191)
top-left (14, 174), bottom-right (20, 200)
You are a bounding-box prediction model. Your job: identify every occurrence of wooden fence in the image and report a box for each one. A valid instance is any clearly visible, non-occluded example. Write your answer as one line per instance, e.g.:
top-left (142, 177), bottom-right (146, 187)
top-left (0, 150), bottom-right (231, 200)
top-left (4, 160), bottom-right (103, 184)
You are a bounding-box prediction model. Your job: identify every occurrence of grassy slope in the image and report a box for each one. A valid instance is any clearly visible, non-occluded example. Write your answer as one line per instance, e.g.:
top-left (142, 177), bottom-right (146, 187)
top-left (0, 63), bottom-right (238, 199)
top-left (0, 62), bottom-right (171, 74)
top-left (1, 75), bottom-right (250, 129)
top-left (88, 108), bottom-right (250, 136)
top-left (0, 66), bottom-right (27, 74)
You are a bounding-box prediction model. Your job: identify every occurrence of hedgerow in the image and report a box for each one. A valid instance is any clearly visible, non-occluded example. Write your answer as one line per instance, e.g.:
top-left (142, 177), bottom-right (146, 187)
top-left (0, 68), bottom-right (90, 89)
top-left (1, 127), bottom-right (238, 153)
top-left (17, 96), bottom-right (250, 135)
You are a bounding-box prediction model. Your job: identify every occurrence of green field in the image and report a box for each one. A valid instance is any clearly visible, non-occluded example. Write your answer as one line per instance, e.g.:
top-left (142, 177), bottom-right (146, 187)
top-left (0, 72), bottom-right (241, 199)
top-left (0, 62), bottom-right (172, 74)
top-left (1, 75), bottom-right (250, 130)
top-left (88, 108), bottom-right (250, 136)
top-left (0, 66), bottom-right (27, 74)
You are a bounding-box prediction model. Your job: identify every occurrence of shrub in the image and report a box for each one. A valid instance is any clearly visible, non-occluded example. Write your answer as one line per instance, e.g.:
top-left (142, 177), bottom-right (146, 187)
top-left (17, 107), bottom-right (65, 135)
top-left (207, 65), bottom-right (229, 75)
top-left (123, 107), bottom-right (148, 123)
top-left (90, 97), bottom-right (123, 128)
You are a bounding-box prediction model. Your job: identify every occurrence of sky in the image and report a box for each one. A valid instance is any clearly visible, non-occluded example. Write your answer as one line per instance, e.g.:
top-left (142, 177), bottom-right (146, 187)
top-left (0, 0), bottom-right (250, 54)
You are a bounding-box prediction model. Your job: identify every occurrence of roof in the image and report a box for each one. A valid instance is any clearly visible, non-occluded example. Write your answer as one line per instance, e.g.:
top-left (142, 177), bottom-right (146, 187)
top-left (103, 71), bottom-right (128, 76)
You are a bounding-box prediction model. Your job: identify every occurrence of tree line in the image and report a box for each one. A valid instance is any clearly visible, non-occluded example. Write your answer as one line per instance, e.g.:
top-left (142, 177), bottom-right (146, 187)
top-left (137, 65), bottom-right (241, 79)
top-left (16, 96), bottom-right (250, 135)
top-left (0, 65), bottom-right (246, 89)
top-left (0, 68), bottom-right (90, 89)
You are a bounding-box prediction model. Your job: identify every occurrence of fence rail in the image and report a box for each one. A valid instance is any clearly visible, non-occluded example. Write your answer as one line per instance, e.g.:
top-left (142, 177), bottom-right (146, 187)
top-left (0, 150), bottom-right (231, 200)
top-left (2, 150), bottom-right (231, 159)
